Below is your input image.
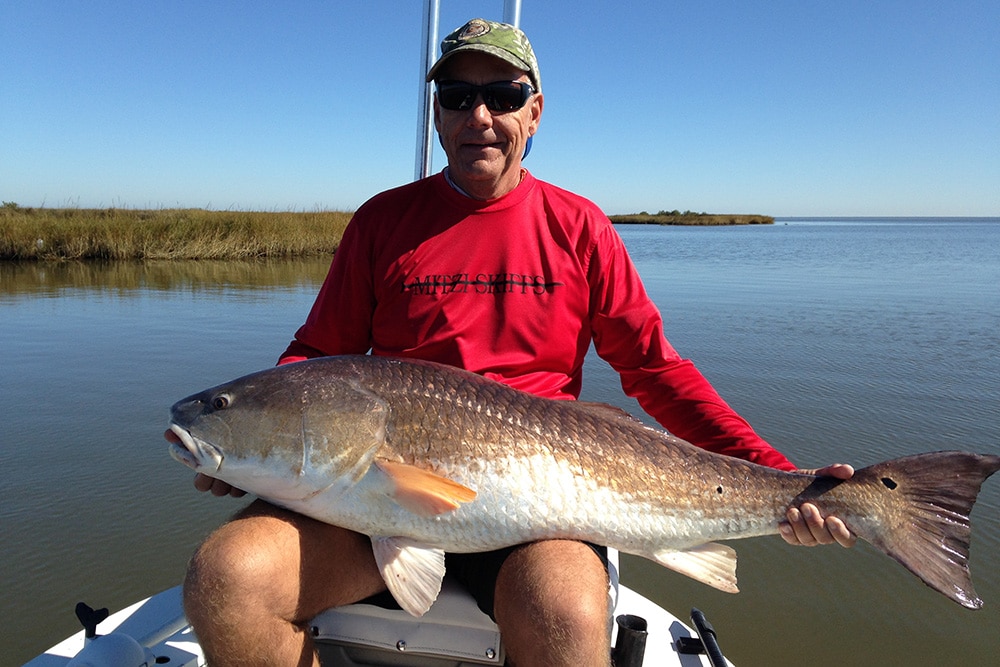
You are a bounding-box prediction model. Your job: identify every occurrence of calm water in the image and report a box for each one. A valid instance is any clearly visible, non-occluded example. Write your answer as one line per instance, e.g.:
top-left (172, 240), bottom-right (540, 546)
top-left (3, 219), bottom-right (999, 666)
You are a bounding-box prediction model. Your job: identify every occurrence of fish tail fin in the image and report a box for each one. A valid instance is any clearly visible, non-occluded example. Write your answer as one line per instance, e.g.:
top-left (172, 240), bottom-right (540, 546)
top-left (852, 451), bottom-right (1000, 609)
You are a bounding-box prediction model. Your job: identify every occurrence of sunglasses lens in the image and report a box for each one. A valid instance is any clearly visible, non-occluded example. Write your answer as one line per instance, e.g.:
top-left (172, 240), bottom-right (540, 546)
top-left (486, 83), bottom-right (529, 112)
top-left (437, 81), bottom-right (533, 112)
top-left (437, 83), bottom-right (475, 111)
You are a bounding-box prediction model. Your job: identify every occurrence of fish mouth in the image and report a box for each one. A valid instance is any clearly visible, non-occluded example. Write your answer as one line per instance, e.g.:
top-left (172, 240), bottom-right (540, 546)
top-left (166, 424), bottom-right (223, 473)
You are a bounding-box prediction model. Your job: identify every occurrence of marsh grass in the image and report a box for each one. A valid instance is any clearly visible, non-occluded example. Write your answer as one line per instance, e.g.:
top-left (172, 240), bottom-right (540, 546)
top-left (0, 206), bottom-right (352, 260)
top-left (1, 205), bottom-right (774, 260)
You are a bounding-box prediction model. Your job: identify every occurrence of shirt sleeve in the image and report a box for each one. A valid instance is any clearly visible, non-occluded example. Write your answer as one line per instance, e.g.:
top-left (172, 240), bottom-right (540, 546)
top-left (277, 216), bottom-right (375, 365)
top-left (588, 225), bottom-right (796, 471)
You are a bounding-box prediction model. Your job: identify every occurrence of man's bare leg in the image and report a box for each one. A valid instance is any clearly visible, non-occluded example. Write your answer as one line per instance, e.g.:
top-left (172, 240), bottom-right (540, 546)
top-left (183, 500), bottom-right (386, 667)
top-left (493, 539), bottom-right (612, 667)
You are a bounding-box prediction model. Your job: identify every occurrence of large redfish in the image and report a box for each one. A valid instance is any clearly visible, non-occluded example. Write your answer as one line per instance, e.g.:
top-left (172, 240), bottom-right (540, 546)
top-left (166, 355), bottom-right (1000, 616)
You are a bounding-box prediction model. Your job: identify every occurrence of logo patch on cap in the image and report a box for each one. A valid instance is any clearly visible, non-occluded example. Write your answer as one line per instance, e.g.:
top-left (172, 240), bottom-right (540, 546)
top-left (457, 19), bottom-right (491, 41)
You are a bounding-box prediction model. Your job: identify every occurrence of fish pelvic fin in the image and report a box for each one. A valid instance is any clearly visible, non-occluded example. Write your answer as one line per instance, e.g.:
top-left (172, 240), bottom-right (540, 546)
top-left (375, 459), bottom-right (477, 517)
top-left (372, 536), bottom-right (446, 617)
top-left (652, 543), bottom-right (739, 594)
top-left (852, 451), bottom-right (1000, 609)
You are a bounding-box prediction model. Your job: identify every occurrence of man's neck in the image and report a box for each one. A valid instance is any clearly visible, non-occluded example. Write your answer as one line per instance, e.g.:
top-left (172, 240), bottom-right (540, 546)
top-left (444, 167), bottom-right (525, 201)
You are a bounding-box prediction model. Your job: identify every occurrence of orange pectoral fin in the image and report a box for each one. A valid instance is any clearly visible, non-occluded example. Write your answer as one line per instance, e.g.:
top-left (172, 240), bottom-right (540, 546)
top-left (375, 460), bottom-right (477, 517)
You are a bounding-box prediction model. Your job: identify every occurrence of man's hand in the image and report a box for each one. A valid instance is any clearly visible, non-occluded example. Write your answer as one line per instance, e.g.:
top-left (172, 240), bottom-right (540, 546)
top-left (779, 463), bottom-right (857, 548)
top-left (194, 473), bottom-right (247, 498)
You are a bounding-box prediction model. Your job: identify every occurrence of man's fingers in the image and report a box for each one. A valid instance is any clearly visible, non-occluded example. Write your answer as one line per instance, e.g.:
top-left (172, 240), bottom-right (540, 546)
top-left (193, 473), bottom-right (246, 497)
top-left (826, 516), bottom-right (857, 548)
top-left (193, 473), bottom-right (215, 493)
top-left (781, 504), bottom-right (856, 548)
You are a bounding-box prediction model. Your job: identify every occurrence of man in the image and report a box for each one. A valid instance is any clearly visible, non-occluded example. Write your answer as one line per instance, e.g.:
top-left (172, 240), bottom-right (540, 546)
top-left (182, 19), bottom-right (855, 666)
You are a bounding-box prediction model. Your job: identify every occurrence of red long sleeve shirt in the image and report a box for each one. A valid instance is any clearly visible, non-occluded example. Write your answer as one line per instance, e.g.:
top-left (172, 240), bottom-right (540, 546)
top-left (281, 171), bottom-right (795, 470)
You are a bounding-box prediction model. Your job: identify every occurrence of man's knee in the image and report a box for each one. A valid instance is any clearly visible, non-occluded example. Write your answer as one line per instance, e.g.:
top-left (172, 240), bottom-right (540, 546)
top-left (183, 507), bottom-right (299, 622)
top-left (184, 525), bottom-right (260, 622)
top-left (534, 577), bottom-right (612, 642)
top-left (498, 590), bottom-right (611, 666)
top-left (184, 503), bottom-right (387, 629)
top-left (494, 540), bottom-right (612, 665)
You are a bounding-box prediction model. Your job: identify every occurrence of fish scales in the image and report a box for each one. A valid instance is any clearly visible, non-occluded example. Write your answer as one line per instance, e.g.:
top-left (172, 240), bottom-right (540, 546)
top-left (168, 354), bottom-right (1000, 615)
top-left (445, 372), bottom-right (794, 541)
top-left (361, 357), bottom-right (776, 547)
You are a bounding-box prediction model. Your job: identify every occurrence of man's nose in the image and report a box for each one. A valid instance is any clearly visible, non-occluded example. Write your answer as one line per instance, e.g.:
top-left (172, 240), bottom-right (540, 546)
top-left (465, 95), bottom-right (493, 126)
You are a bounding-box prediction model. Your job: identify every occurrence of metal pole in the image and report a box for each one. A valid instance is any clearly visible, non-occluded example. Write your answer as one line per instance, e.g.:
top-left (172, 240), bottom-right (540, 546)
top-left (503, 0), bottom-right (522, 27)
top-left (415, 0), bottom-right (440, 181)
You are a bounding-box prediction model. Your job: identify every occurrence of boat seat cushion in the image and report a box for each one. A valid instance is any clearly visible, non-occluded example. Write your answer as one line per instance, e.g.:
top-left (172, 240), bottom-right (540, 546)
top-left (309, 577), bottom-right (504, 665)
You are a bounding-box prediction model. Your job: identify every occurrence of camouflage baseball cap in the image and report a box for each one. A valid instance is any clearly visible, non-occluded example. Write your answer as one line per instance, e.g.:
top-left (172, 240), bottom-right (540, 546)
top-left (426, 18), bottom-right (541, 92)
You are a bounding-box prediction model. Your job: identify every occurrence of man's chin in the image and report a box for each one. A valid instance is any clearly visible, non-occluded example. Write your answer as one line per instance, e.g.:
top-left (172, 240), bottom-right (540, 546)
top-left (450, 162), bottom-right (500, 184)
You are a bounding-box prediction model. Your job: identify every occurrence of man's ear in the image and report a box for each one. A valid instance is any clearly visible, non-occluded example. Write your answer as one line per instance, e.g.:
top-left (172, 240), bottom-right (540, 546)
top-left (528, 93), bottom-right (544, 135)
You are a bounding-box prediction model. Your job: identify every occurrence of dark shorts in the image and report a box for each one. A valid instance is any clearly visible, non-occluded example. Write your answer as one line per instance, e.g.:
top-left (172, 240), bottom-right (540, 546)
top-left (360, 542), bottom-right (610, 620)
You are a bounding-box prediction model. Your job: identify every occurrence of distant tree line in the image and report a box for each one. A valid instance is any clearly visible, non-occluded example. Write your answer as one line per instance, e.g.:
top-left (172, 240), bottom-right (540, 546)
top-left (608, 210), bottom-right (774, 226)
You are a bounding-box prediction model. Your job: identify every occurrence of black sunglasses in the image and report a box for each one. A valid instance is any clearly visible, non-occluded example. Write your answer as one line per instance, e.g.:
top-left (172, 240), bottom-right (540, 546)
top-left (436, 80), bottom-right (536, 113)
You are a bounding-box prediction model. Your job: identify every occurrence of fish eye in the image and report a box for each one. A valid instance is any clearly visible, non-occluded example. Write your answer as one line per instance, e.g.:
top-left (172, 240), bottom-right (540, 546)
top-left (211, 394), bottom-right (231, 410)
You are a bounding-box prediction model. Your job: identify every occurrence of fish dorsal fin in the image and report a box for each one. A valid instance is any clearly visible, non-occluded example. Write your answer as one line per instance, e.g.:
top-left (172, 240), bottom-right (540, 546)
top-left (653, 543), bottom-right (739, 593)
top-left (371, 536), bottom-right (446, 617)
top-left (375, 459), bottom-right (477, 517)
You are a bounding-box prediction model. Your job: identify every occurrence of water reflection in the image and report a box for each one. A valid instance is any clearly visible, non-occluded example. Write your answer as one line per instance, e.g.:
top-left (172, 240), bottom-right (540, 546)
top-left (2, 258), bottom-right (336, 664)
top-left (0, 257), bottom-right (332, 299)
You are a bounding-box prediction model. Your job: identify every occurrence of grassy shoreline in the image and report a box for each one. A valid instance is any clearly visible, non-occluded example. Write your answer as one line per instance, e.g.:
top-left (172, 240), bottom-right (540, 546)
top-left (1, 206), bottom-right (352, 260)
top-left (1, 205), bottom-right (772, 261)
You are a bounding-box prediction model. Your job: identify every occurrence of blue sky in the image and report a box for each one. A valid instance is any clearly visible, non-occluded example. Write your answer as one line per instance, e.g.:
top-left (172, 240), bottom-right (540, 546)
top-left (2, 1), bottom-right (997, 216)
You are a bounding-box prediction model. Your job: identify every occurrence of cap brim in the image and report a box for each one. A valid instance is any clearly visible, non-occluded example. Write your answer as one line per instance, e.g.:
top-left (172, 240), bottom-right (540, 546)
top-left (426, 44), bottom-right (533, 84)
